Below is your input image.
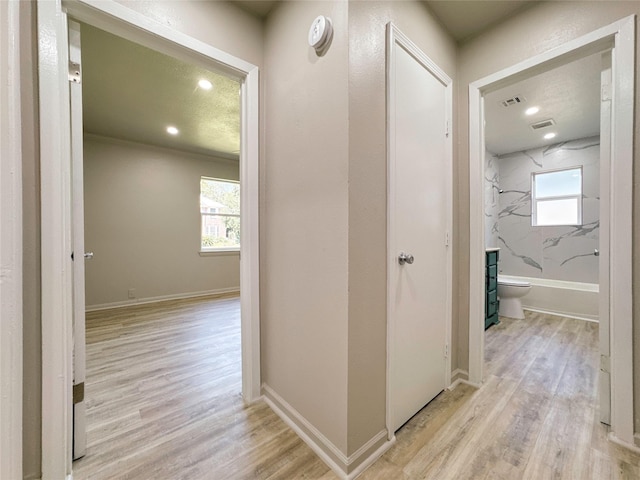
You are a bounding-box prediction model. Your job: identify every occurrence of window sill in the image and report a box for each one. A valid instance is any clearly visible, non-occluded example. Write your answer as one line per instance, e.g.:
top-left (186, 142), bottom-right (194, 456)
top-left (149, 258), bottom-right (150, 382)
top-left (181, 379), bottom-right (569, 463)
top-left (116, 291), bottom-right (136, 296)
top-left (199, 249), bottom-right (240, 257)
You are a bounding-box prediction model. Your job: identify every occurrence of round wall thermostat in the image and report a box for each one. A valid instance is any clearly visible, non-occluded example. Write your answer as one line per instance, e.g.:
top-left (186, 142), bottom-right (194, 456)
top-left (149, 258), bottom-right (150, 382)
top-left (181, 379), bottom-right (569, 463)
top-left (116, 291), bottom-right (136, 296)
top-left (308, 15), bottom-right (333, 51)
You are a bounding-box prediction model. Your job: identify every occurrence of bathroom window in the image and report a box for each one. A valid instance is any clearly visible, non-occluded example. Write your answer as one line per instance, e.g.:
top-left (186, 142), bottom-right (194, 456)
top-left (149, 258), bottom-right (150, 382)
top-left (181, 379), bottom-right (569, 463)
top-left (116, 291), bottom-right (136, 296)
top-left (531, 167), bottom-right (582, 226)
top-left (200, 177), bottom-right (240, 251)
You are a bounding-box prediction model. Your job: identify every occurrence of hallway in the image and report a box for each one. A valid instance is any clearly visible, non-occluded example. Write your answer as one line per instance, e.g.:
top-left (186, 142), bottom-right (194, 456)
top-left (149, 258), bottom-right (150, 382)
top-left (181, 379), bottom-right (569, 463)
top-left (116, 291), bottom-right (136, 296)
top-left (73, 299), bottom-right (640, 479)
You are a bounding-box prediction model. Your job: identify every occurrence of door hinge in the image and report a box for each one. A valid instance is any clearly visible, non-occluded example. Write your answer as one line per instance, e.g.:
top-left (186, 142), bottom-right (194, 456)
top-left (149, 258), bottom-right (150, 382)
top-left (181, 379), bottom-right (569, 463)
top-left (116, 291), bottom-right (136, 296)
top-left (69, 61), bottom-right (81, 84)
top-left (445, 344), bottom-right (449, 359)
top-left (601, 84), bottom-right (611, 102)
top-left (445, 119), bottom-right (450, 138)
top-left (445, 231), bottom-right (450, 247)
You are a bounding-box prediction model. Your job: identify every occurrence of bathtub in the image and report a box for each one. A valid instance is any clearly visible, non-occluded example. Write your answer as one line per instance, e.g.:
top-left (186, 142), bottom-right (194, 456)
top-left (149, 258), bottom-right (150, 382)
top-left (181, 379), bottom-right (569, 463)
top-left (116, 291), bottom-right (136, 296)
top-left (499, 275), bottom-right (599, 322)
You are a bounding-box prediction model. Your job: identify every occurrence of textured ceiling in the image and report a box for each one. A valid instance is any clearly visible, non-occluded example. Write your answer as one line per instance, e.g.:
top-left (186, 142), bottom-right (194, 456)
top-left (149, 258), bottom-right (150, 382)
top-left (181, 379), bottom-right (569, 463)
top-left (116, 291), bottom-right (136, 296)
top-left (81, 23), bottom-right (240, 159)
top-left (81, 1), bottom-right (589, 161)
top-left (425, 0), bottom-right (537, 43)
top-left (233, 0), bottom-right (279, 18)
top-left (484, 53), bottom-right (602, 156)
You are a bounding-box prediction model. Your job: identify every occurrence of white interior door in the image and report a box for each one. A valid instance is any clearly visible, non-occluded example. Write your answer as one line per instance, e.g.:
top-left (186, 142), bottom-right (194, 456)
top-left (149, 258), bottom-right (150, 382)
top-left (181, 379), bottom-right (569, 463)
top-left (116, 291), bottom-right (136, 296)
top-left (598, 51), bottom-right (612, 426)
top-left (69, 20), bottom-right (87, 460)
top-left (388, 30), bottom-right (451, 433)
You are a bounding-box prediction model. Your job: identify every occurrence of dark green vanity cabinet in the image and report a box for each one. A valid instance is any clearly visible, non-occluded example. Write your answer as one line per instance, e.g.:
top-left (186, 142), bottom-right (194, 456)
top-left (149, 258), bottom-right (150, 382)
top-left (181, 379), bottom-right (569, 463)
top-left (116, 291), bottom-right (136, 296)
top-left (485, 249), bottom-right (500, 329)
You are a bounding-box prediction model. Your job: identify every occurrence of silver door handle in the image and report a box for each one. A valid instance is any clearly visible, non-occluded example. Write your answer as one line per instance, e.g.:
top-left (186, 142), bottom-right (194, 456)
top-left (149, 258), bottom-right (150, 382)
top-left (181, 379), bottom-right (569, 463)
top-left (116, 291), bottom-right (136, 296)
top-left (594, 249), bottom-right (599, 257)
top-left (398, 252), bottom-right (414, 265)
top-left (84, 252), bottom-right (94, 259)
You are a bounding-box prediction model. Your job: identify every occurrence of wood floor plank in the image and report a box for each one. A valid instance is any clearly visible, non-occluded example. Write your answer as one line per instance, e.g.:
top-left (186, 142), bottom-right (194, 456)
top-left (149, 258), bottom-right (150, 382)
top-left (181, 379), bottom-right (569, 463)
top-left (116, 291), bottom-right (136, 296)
top-left (401, 375), bottom-right (520, 478)
top-left (74, 299), bottom-right (640, 479)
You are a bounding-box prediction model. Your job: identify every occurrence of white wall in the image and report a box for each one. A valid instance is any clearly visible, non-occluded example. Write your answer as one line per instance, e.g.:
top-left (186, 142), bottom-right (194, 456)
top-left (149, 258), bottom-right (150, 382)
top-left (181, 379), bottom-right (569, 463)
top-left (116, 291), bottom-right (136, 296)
top-left (263, 0), bottom-right (351, 462)
top-left (83, 135), bottom-right (240, 308)
top-left (497, 136), bottom-right (600, 283)
top-left (263, 2), bottom-right (458, 471)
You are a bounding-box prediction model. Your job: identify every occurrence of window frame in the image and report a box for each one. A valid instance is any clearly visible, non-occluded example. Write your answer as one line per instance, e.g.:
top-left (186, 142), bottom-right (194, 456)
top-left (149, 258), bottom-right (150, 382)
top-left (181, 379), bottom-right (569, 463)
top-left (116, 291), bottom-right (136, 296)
top-left (531, 166), bottom-right (583, 227)
top-left (200, 176), bottom-right (240, 253)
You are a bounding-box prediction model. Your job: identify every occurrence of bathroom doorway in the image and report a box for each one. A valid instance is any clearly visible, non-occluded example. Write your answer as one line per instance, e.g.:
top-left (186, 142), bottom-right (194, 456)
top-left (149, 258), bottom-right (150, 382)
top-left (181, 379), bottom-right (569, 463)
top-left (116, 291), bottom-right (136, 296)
top-left (468, 16), bottom-right (634, 447)
top-left (483, 53), bottom-right (603, 322)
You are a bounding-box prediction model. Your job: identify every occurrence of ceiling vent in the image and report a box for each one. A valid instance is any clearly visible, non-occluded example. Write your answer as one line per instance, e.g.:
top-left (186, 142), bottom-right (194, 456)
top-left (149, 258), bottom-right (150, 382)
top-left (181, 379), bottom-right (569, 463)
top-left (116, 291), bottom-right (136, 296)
top-left (530, 119), bottom-right (556, 130)
top-left (500, 95), bottom-right (525, 107)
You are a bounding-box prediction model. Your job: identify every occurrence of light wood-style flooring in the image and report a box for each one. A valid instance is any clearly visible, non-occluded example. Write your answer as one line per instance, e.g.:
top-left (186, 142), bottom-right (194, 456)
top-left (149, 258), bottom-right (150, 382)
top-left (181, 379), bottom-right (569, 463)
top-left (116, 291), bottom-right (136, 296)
top-left (73, 299), bottom-right (640, 479)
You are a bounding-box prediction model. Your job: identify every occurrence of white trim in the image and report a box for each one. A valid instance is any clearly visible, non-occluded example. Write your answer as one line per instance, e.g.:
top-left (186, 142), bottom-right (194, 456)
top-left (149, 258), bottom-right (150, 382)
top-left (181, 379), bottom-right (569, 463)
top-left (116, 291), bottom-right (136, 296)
top-left (239, 64), bottom-right (261, 403)
top-left (450, 368), bottom-right (469, 381)
top-left (447, 379), bottom-right (464, 391)
top-left (85, 287), bottom-right (240, 312)
top-left (505, 275), bottom-right (599, 292)
top-left (608, 15), bottom-right (635, 445)
top-left (609, 433), bottom-right (640, 455)
top-left (38, 1), bottom-right (74, 476)
top-left (522, 307), bottom-right (598, 324)
top-left (448, 378), bottom-right (481, 391)
top-left (448, 369), bottom-right (480, 390)
top-left (198, 249), bottom-right (241, 257)
top-left (385, 22), bottom-right (454, 439)
top-left (468, 16), bottom-right (635, 443)
top-left (0, 1), bottom-right (23, 478)
top-left (346, 434), bottom-right (396, 480)
top-left (263, 384), bottom-right (395, 479)
top-left (38, 0), bottom-right (261, 477)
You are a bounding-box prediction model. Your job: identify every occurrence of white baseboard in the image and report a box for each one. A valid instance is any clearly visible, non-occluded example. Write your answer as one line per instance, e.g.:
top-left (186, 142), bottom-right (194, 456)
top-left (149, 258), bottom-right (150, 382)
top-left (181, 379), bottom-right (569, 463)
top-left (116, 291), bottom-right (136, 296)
top-left (523, 306), bottom-right (598, 323)
top-left (449, 379), bottom-right (481, 390)
top-left (85, 287), bottom-right (240, 312)
top-left (458, 379), bottom-right (482, 389)
top-left (262, 384), bottom-right (394, 479)
top-left (448, 369), bottom-right (470, 390)
top-left (609, 432), bottom-right (640, 454)
top-left (347, 434), bottom-right (396, 479)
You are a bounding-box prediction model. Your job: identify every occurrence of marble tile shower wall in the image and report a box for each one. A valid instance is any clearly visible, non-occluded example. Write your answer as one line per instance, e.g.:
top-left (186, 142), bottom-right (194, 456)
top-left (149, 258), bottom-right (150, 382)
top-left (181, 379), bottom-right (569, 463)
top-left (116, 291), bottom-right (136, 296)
top-left (485, 150), bottom-right (500, 247)
top-left (493, 136), bottom-right (600, 284)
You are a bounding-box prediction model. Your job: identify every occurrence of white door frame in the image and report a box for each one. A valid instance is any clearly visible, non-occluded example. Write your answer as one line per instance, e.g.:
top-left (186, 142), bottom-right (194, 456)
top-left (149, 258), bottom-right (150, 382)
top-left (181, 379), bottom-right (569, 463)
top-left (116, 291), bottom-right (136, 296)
top-left (468, 15), bottom-right (635, 446)
top-left (0, 1), bottom-right (23, 478)
top-left (37, 0), bottom-right (261, 478)
top-left (386, 22), bottom-right (453, 439)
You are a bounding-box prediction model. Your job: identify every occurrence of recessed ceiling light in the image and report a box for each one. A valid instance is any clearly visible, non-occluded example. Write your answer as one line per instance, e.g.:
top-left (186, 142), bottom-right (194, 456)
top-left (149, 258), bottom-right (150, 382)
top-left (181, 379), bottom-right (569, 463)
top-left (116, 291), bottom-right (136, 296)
top-left (198, 79), bottom-right (213, 90)
top-left (166, 126), bottom-right (179, 135)
top-left (525, 106), bottom-right (539, 116)
top-left (544, 132), bottom-right (556, 140)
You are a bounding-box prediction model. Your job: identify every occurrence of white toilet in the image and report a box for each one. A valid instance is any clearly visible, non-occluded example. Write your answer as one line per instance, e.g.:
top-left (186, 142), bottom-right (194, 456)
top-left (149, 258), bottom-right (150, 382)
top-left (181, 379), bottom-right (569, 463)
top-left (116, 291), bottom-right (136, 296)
top-left (497, 276), bottom-right (532, 319)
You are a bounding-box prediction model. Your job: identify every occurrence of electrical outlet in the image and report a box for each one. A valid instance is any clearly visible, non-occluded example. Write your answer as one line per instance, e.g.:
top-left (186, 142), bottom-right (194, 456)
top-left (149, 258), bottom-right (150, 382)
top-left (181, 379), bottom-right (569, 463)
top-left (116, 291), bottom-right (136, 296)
top-left (128, 288), bottom-right (136, 299)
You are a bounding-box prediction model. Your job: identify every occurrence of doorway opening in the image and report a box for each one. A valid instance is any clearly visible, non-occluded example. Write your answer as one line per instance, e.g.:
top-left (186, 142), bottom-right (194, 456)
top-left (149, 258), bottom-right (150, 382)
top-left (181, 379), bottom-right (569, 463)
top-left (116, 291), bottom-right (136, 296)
top-left (71, 20), bottom-right (245, 469)
top-left (480, 50), bottom-right (606, 446)
top-left (38, 1), bottom-right (260, 478)
top-left (468, 16), bottom-right (634, 448)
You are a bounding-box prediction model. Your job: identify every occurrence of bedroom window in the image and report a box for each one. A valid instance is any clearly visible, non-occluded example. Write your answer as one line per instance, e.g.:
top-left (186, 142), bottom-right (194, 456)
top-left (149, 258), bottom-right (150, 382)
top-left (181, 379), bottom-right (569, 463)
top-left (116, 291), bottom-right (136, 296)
top-left (200, 177), bottom-right (240, 251)
top-left (531, 167), bottom-right (582, 226)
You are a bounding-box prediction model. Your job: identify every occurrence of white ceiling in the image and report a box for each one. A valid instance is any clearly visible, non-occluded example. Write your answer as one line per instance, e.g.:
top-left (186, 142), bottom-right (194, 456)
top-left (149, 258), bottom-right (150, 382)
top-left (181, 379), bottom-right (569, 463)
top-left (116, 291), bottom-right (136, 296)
top-left (484, 53), bottom-right (602, 156)
top-left (80, 1), bottom-right (571, 160)
top-left (234, 0), bottom-right (279, 18)
top-left (425, 0), bottom-right (536, 43)
top-left (81, 23), bottom-right (241, 159)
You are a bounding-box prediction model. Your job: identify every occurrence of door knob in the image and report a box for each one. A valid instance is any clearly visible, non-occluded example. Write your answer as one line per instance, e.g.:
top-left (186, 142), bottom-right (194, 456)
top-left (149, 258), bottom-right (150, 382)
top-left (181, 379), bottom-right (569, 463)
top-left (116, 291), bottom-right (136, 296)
top-left (398, 252), bottom-right (414, 265)
top-left (84, 252), bottom-right (94, 259)
top-left (594, 249), bottom-right (600, 257)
